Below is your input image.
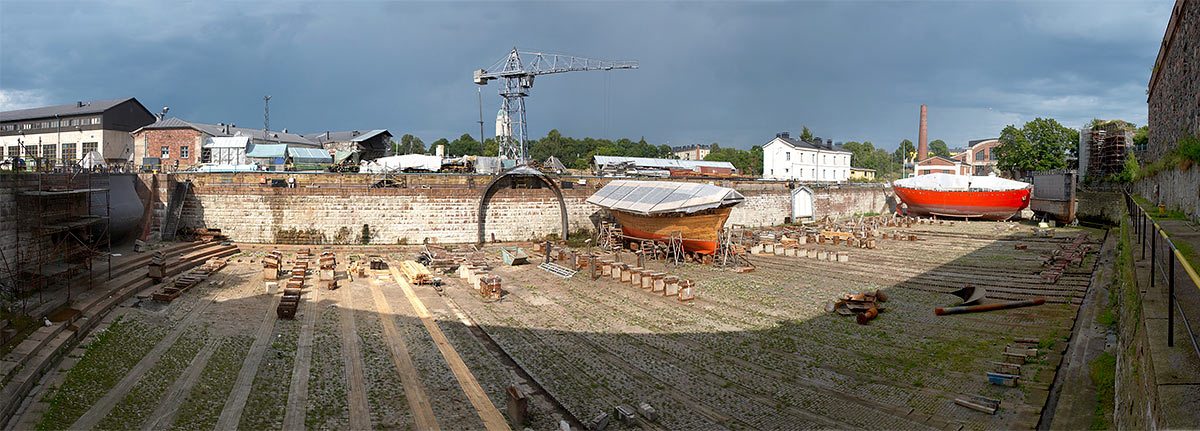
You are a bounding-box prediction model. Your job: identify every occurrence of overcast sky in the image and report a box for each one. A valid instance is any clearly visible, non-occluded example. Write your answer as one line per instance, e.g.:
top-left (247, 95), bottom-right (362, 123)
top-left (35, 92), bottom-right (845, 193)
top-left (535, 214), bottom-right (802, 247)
top-left (0, 0), bottom-right (1173, 151)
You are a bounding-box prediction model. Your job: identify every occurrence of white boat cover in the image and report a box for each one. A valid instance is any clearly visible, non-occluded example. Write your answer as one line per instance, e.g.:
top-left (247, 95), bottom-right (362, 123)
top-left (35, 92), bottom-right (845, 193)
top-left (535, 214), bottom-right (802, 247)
top-left (359, 154), bottom-right (444, 173)
top-left (586, 180), bottom-right (745, 215)
top-left (195, 163), bottom-right (260, 172)
top-left (78, 151), bottom-right (106, 169)
top-left (893, 173), bottom-right (1030, 192)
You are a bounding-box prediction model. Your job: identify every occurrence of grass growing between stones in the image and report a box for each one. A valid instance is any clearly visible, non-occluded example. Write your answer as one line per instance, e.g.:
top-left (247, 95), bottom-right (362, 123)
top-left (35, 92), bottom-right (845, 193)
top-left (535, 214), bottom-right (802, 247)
top-left (95, 326), bottom-right (207, 430)
top-left (1088, 352), bottom-right (1117, 430)
top-left (239, 319), bottom-right (300, 430)
top-left (171, 335), bottom-right (253, 431)
top-left (36, 314), bottom-right (167, 431)
top-left (358, 313), bottom-right (410, 428)
top-left (306, 308), bottom-right (348, 430)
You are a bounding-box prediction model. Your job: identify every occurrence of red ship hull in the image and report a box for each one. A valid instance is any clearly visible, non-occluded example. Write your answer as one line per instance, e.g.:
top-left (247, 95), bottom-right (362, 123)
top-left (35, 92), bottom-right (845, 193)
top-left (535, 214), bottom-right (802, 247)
top-left (893, 186), bottom-right (1031, 220)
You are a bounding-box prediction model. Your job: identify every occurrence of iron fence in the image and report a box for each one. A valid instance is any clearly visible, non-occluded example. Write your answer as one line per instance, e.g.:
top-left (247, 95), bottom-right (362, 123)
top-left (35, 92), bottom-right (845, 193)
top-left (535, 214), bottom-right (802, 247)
top-left (1125, 191), bottom-right (1200, 358)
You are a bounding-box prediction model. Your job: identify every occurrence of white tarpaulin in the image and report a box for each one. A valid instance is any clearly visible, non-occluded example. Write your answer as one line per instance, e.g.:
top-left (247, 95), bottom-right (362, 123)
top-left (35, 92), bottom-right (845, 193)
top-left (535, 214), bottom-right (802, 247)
top-left (78, 151), bottom-right (106, 169)
top-left (359, 154), bottom-right (444, 173)
top-left (893, 173), bottom-right (1030, 192)
top-left (586, 180), bottom-right (745, 215)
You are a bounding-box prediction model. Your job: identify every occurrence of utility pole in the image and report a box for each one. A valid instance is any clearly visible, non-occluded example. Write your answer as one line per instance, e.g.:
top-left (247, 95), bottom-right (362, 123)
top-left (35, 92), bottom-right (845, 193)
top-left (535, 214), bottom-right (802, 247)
top-left (263, 95), bottom-right (271, 142)
top-left (478, 87), bottom-right (485, 156)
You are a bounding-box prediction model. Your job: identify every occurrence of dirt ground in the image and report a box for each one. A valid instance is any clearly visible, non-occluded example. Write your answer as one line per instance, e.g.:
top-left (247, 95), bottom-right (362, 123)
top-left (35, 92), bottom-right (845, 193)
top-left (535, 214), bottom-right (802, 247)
top-left (12, 219), bottom-right (1102, 431)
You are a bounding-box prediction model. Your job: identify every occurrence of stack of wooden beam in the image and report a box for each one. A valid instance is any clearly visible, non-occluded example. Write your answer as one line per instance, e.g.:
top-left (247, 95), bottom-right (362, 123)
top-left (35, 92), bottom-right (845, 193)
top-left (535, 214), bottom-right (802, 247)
top-left (399, 260), bottom-right (434, 285)
top-left (319, 252), bottom-right (336, 281)
top-left (152, 257), bottom-right (228, 303)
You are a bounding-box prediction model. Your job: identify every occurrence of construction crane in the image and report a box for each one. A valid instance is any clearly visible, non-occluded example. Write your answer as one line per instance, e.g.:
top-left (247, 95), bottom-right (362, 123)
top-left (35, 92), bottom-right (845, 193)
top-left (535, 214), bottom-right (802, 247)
top-left (474, 47), bottom-right (638, 162)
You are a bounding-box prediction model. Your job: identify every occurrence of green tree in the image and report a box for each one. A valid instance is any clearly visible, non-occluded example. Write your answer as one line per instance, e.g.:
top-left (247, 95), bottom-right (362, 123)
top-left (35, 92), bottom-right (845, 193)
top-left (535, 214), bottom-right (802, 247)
top-left (994, 118), bottom-right (1079, 177)
top-left (799, 126), bottom-right (814, 142)
top-left (394, 134), bottom-right (425, 154)
top-left (928, 139), bottom-right (950, 158)
top-left (429, 138), bottom-right (450, 156)
top-left (892, 139), bottom-right (915, 163)
top-left (703, 143), bottom-right (762, 176)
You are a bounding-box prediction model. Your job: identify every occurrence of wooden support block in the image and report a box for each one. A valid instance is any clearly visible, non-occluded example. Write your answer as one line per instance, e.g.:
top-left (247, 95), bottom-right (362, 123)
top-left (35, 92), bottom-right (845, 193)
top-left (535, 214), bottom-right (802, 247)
top-left (773, 243), bottom-right (786, 255)
top-left (618, 264), bottom-right (632, 283)
top-left (763, 243), bottom-right (775, 254)
top-left (650, 273), bottom-right (666, 292)
top-left (663, 276), bottom-right (680, 297)
top-left (319, 269), bottom-right (334, 281)
top-left (612, 263), bottom-right (626, 281)
top-left (641, 272), bottom-right (654, 289)
top-left (678, 279), bottom-right (694, 302)
top-left (629, 267), bottom-right (644, 287)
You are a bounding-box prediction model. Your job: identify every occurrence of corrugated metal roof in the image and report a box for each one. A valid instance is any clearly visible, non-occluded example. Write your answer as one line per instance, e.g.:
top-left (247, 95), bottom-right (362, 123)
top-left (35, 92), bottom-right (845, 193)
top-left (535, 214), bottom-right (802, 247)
top-left (1, 97), bottom-right (137, 122)
top-left (287, 147), bottom-right (333, 163)
top-left (304, 129), bottom-right (390, 143)
top-left (585, 180), bottom-right (745, 215)
top-left (591, 156), bottom-right (736, 171)
top-left (134, 117), bottom-right (318, 146)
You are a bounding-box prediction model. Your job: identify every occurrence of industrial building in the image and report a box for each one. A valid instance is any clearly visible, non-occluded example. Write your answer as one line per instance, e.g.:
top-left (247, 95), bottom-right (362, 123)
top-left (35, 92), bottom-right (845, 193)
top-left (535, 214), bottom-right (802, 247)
top-left (0, 97), bottom-right (156, 165)
top-left (131, 117), bottom-right (328, 169)
top-left (591, 155), bottom-right (737, 177)
top-left (304, 129), bottom-right (393, 160)
top-left (671, 143), bottom-right (711, 161)
top-left (761, 132), bottom-right (852, 182)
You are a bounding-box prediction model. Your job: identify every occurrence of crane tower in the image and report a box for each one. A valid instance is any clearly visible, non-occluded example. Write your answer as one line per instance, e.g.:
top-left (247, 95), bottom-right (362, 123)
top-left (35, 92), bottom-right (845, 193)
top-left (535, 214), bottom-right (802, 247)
top-left (474, 47), bottom-right (638, 162)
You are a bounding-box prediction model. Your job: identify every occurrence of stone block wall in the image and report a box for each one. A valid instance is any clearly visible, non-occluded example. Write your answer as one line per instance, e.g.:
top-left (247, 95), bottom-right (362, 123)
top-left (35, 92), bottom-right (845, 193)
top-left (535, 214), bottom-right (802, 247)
top-left (166, 173), bottom-right (893, 245)
top-left (1147, 0), bottom-right (1200, 162)
top-left (1133, 164), bottom-right (1200, 220)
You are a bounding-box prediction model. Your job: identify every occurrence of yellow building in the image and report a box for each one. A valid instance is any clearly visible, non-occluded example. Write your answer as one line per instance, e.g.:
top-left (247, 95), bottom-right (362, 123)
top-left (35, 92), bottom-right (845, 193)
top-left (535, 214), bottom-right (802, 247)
top-left (849, 167), bottom-right (876, 180)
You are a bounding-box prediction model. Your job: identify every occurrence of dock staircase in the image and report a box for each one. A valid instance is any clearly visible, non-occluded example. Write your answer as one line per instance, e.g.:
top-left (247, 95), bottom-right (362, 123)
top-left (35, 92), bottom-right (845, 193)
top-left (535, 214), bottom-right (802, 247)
top-left (161, 180), bottom-right (192, 241)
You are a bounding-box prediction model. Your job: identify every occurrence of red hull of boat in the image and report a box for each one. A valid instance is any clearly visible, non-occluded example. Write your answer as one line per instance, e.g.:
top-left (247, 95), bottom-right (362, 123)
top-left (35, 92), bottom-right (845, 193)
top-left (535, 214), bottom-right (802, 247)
top-left (619, 225), bottom-right (719, 255)
top-left (893, 185), bottom-right (1031, 220)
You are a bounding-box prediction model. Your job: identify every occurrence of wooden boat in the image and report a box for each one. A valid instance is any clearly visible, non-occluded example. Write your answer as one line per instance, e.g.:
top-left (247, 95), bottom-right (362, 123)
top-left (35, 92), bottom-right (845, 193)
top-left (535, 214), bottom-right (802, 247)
top-left (893, 174), bottom-right (1031, 220)
top-left (611, 207), bottom-right (733, 254)
top-left (587, 180), bottom-right (744, 255)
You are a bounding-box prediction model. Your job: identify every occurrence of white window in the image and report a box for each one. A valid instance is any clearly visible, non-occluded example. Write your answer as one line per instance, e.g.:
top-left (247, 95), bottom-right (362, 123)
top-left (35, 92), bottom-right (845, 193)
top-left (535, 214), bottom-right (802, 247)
top-left (161, 146), bottom-right (169, 158)
top-left (786, 152), bottom-right (791, 161)
top-left (181, 145), bottom-right (189, 158)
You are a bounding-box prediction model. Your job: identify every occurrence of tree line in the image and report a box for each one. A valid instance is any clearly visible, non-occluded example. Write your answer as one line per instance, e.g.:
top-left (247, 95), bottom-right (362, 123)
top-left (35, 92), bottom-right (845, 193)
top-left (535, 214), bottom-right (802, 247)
top-left (391, 130), bottom-right (672, 170)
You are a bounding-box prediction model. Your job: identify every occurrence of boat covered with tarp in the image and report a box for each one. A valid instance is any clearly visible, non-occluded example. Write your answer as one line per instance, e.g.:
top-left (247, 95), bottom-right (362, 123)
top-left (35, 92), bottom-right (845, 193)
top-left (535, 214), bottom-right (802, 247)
top-left (586, 180), bottom-right (745, 254)
top-left (892, 173), bottom-right (1032, 220)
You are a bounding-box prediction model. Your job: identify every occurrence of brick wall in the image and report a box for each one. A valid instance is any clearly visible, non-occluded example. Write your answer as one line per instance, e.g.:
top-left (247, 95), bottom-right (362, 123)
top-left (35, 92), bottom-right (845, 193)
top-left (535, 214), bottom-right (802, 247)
top-left (134, 128), bottom-right (204, 167)
top-left (165, 173), bottom-right (893, 244)
top-left (1147, 0), bottom-right (1200, 161)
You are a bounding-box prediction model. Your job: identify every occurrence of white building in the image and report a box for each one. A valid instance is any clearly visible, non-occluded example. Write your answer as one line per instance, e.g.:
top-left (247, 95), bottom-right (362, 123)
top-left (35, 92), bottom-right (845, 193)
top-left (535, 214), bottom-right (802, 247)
top-left (762, 132), bottom-right (853, 182)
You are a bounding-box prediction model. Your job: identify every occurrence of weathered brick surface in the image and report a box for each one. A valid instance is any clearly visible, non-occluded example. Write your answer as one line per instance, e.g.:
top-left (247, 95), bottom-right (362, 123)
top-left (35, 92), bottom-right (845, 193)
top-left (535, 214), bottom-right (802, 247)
top-left (133, 128), bottom-right (203, 167)
top-left (1147, 0), bottom-right (1200, 161)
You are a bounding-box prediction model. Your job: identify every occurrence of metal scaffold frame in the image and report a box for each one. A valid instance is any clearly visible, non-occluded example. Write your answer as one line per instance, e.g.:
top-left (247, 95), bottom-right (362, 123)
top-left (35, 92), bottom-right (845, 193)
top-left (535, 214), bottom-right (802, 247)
top-left (5, 172), bottom-right (112, 316)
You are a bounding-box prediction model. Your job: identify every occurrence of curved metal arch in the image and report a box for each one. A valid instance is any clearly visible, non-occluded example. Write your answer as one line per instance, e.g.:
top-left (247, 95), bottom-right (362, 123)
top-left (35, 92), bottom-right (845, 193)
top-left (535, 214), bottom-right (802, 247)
top-left (477, 165), bottom-right (568, 244)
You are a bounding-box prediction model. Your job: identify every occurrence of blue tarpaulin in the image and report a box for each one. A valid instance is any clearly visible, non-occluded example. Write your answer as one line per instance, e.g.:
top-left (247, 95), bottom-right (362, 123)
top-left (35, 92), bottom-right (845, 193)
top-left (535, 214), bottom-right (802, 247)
top-left (245, 143), bottom-right (287, 159)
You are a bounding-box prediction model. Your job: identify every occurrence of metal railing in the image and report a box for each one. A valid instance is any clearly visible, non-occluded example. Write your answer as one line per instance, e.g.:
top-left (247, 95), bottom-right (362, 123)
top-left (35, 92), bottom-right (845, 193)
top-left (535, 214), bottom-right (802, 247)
top-left (1125, 191), bottom-right (1200, 357)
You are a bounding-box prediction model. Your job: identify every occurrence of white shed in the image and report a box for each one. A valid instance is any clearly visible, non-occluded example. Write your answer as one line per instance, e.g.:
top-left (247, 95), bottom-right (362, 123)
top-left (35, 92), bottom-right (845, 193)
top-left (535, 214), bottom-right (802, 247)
top-left (203, 136), bottom-right (249, 166)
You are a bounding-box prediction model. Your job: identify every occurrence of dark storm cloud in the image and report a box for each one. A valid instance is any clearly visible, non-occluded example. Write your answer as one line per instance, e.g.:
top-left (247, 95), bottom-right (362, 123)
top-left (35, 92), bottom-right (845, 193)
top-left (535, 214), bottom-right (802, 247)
top-left (0, 0), bottom-right (1172, 151)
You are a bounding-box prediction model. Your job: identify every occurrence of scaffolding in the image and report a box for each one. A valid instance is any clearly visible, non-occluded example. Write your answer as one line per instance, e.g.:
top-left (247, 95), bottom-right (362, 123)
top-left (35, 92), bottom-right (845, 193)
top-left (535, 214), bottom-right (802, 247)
top-left (7, 172), bottom-right (112, 316)
top-left (1084, 123), bottom-right (1134, 180)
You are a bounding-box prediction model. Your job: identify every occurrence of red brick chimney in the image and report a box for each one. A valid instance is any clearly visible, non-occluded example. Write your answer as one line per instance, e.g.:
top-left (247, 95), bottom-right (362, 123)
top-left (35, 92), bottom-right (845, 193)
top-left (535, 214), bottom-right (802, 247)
top-left (917, 105), bottom-right (929, 161)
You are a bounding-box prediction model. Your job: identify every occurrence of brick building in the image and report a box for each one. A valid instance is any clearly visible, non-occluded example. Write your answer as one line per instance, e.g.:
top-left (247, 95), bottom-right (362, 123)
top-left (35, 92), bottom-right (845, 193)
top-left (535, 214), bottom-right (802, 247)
top-left (131, 117), bottom-right (318, 168)
top-left (0, 97), bottom-right (155, 165)
top-left (1147, 0), bottom-right (1199, 161)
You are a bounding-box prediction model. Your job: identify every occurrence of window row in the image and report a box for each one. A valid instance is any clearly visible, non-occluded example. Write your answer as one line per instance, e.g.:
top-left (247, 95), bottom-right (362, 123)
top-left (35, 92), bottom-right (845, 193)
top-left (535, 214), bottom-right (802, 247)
top-left (782, 151), bottom-right (849, 165)
top-left (0, 117), bottom-right (101, 132)
top-left (4, 143), bottom-right (97, 158)
top-left (160, 145), bottom-right (190, 158)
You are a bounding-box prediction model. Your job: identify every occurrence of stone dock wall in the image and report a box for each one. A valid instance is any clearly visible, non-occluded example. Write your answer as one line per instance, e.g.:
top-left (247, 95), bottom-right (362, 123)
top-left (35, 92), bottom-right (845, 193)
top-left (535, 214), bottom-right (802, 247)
top-left (160, 173), bottom-right (894, 244)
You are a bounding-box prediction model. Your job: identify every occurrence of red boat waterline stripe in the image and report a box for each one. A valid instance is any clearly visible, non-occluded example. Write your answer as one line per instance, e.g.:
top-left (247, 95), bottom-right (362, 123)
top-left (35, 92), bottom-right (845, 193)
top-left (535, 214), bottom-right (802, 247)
top-left (620, 225), bottom-right (718, 255)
